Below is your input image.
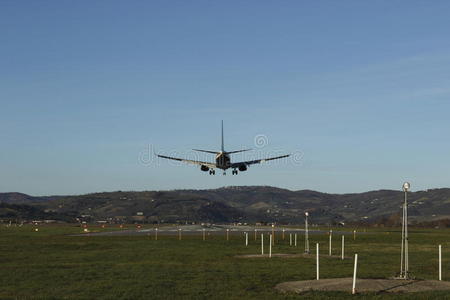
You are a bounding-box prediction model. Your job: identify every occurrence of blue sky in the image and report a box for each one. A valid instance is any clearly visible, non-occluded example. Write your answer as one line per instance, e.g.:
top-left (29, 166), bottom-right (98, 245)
top-left (1, 1), bottom-right (450, 195)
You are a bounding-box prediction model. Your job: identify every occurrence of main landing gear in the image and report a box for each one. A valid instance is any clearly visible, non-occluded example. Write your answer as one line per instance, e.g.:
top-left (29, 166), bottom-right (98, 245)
top-left (209, 170), bottom-right (216, 175)
top-left (232, 169), bottom-right (238, 175)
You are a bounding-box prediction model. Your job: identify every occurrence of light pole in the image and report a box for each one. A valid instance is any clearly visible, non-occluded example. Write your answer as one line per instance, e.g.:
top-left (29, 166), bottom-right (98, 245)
top-left (400, 182), bottom-right (410, 279)
top-left (305, 212), bottom-right (310, 254)
top-left (271, 224), bottom-right (275, 245)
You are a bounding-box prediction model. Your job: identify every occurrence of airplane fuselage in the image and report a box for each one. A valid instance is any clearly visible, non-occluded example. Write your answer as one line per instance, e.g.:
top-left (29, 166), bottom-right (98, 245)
top-left (215, 152), bottom-right (231, 170)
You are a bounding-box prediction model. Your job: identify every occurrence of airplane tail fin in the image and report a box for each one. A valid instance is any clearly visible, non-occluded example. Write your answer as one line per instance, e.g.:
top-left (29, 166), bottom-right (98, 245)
top-left (221, 120), bottom-right (224, 152)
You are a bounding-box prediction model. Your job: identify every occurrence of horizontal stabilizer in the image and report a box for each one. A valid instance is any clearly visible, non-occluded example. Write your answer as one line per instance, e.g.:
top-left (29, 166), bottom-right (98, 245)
top-left (226, 149), bottom-right (252, 154)
top-left (192, 149), bottom-right (219, 154)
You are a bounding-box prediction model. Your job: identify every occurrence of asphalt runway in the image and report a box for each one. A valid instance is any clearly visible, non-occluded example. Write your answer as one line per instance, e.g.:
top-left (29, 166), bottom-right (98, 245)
top-left (74, 225), bottom-right (361, 237)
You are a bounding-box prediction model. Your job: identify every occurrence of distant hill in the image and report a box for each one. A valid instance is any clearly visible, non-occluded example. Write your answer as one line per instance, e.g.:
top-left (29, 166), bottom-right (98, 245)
top-left (0, 193), bottom-right (59, 204)
top-left (1, 186), bottom-right (450, 224)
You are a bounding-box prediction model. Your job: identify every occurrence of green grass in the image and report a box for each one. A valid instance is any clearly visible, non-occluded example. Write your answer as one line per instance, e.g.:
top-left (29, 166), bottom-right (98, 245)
top-left (0, 225), bottom-right (449, 299)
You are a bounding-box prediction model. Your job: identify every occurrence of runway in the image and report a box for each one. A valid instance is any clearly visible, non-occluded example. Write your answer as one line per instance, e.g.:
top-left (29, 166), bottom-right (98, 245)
top-left (73, 224), bottom-right (361, 237)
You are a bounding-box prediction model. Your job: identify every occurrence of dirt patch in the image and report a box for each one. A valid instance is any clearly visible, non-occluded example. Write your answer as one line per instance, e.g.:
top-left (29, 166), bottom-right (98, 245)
top-left (276, 278), bottom-right (450, 294)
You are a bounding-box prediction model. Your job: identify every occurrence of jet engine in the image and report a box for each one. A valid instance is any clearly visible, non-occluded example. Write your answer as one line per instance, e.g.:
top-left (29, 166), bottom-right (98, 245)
top-left (200, 165), bottom-right (210, 172)
top-left (238, 165), bottom-right (247, 172)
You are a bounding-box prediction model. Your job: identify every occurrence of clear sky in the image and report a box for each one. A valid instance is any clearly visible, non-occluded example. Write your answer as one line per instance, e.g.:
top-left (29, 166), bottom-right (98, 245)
top-left (1, 1), bottom-right (450, 195)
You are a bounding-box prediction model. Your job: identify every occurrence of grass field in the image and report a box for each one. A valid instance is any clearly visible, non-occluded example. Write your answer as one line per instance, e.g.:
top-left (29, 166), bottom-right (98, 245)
top-left (0, 225), bottom-right (449, 299)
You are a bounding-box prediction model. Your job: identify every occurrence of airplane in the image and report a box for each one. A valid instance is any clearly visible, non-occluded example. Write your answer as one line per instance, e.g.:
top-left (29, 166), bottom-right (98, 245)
top-left (157, 121), bottom-right (290, 175)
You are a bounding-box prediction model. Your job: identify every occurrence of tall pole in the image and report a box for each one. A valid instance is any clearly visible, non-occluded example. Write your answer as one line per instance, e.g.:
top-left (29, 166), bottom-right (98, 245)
top-left (400, 201), bottom-right (405, 276)
top-left (271, 224), bottom-right (275, 245)
top-left (400, 182), bottom-right (410, 279)
top-left (405, 189), bottom-right (409, 275)
top-left (305, 212), bottom-right (310, 254)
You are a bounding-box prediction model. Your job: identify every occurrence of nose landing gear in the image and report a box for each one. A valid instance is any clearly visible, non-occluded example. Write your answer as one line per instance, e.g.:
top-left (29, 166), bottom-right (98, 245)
top-left (232, 169), bottom-right (238, 175)
top-left (209, 170), bottom-right (216, 175)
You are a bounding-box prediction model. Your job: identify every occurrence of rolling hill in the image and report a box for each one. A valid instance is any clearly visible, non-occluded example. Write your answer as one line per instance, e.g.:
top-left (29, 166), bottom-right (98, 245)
top-left (2, 186), bottom-right (450, 224)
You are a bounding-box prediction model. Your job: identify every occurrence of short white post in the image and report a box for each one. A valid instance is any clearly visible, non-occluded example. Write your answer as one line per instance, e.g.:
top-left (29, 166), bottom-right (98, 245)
top-left (261, 234), bottom-right (264, 255)
top-left (282, 228), bottom-right (285, 240)
top-left (155, 228), bottom-right (158, 241)
top-left (352, 253), bottom-right (358, 294)
top-left (269, 234), bottom-right (273, 258)
top-left (295, 233), bottom-right (297, 247)
top-left (203, 228), bottom-right (206, 241)
top-left (316, 243), bottom-right (319, 280)
top-left (226, 229), bottom-right (229, 241)
top-left (353, 230), bottom-right (356, 241)
top-left (245, 232), bottom-right (248, 246)
top-left (341, 235), bottom-right (345, 260)
top-left (439, 244), bottom-right (442, 281)
top-left (289, 233), bottom-right (292, 246)
top-left (329, 230), bottom-right (332, 256)
top-left (178, 228), bottom-right (182, 240)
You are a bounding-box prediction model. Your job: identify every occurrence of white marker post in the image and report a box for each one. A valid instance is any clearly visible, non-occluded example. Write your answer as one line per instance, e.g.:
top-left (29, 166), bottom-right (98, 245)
top-left (353, 230), bottom-right (356, 241)
top-left (226, 229), bottom-right (229, 241)
top-left (329, 230), bottom-right (332, 256)
top-left (305, 212), bottom-right (310, 253)
top-left (155, 228), bottom-right (158, 241)
top-left (316, 243), bottom-right (319, 280)
top-left (178, 228), bottom-right (182, 241)
top-left (295, 234), bottom-right (297, 247)
top-left (352, 254), bottom-right (358, 294)
top-left (203, 228), bottom-right (206, 241)
top-left (439, 245), bottom-right (442, 281)
top-left (282, 228), bottom-right (285, 240)
top-left (341, 235), bottom-right (345, 260)
top-left (261, 234), bottom-right (264, 255)
top-left (290, 234), bottom-right (292, 246)
top-left (245, 232), bottom-right (248, 246)
top-left (269, 234), bottom-right (272, 258)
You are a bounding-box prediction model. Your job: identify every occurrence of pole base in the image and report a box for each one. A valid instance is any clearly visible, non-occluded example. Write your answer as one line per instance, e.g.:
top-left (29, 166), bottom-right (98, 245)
top-left (391, 273), bottom-right (415, 280)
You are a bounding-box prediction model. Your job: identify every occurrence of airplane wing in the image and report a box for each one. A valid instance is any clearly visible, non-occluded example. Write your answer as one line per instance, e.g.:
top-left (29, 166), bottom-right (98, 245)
top-left (230, 154), bottom-right (290, 168)
top-left (157, 154), bottom-right (217, 169)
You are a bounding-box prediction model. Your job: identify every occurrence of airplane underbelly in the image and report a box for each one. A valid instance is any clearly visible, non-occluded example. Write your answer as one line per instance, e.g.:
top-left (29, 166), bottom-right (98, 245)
top-left (216, 155), bottom-right (230, 169)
